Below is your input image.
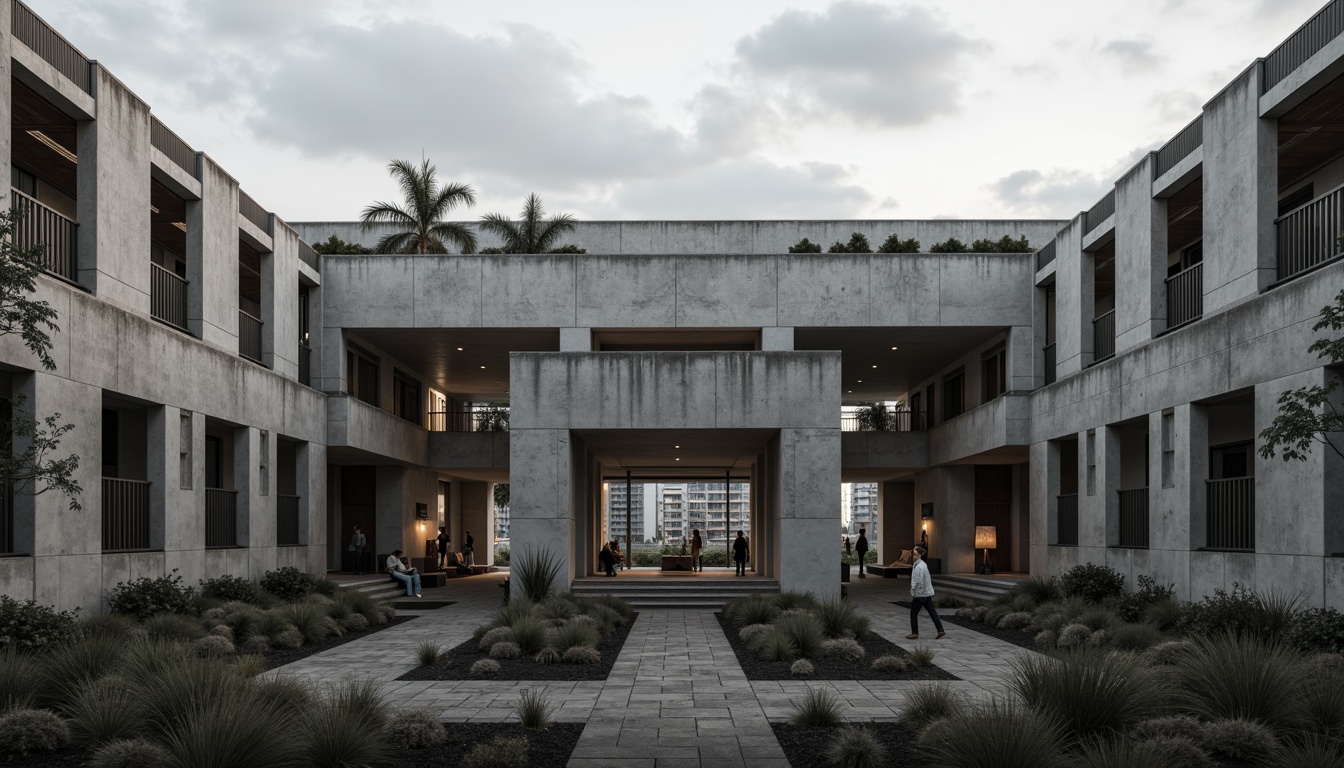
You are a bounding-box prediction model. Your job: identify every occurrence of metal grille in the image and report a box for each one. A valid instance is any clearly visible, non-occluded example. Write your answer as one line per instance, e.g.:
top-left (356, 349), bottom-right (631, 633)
top-left (840, 409), bottom-right (926, 432)
top-left (205, 488), bottom-right (238, 548)
top-left (1092, 310), bottom-right (1116, 362)
top-left (102, 478), bottom-right (150, 551)
top-left (238, 310), bottom-right (263, 364)
top-left (10, 0), bottom-right (92, 93)
top-left (277, 494), bottom-right (301, 547)
top-left (1263, 0), bottom-right (1344, 91)
top-left (10, 189), bottom-right (77, 281)
top-left (238, 191), bottom-right (270, 234)
top-left (150, 263), bottom-right (189, 331)
top-left (1036, 241), bottom-right (1056, 271)
top-left (1207, 477), bottom-right (1255, 550)
top-left (1118, 488), bottom-right (1150, 548)
top-left (298, 240), bottom-right (320, 272)
top-left (1056, 494), bottom-right (1079, 546)
top-left (1275, 184), bottom-right (1344, 281)
top-left (426, 406), bottom-right (510, 432)
top-left (1165, 263), bottom-right (1203, 328)
top-left (149, 117), bottom-right (197, 177)
top-left (1085, 191), bottom-right (1116, 234)
top-left (1155, 116), bottom-right (1203, 177)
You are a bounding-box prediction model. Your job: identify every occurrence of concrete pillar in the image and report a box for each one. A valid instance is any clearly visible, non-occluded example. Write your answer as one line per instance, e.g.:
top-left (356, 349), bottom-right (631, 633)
top-left (914, 465), bottom-right (975, 574)
top-left (1053, 217), bottom-right (1090, 375)
top-left (761, 327), bottom-right (794, 351)
top-left (1011, 463), bottom-right (1030, 572)
top-left (1098, 427), bottom-right (1121, 547)
top-left (0, 1), bottom-right (10, 189)
top-left (263, 225), bottom-right (302, 376)
top-left (509, 429), bottom-right (574, 597)
top-left (1006, 326), bottom-right (1033, 392)
top-left (1203, 65), bottom-right (1277, 313)
top-left (145, 405), bottom-right (172, 552)
top-left (299, 441), bottom-right (326, 574)
top-left (162, 410), bottom-right (205, 585)
top-left (1029, 440), bottom-right (1050, 574)
top-left (559, 328), bottom-right (591, 352)
top-left (235, 426), bottom-right (273, 577)
top-left (461, 481), bottom-right (490, 565)
top-left (879, 480), bottom-right (914, 562)
top-left (1257, 370), bottom-right (1342, 558)
top-left (187, 155), bottom-right (240, 350)
top-left (76, 66), bottom-right (152, 310)
top-left (1114, 154), bottom-right (1167, 347)
top-left (774, 428), bottom-right (841, 597)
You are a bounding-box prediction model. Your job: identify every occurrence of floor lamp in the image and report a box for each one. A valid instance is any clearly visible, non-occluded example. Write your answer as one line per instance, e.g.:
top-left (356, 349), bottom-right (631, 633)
top-left (975, 526), bottom-right (997, 575)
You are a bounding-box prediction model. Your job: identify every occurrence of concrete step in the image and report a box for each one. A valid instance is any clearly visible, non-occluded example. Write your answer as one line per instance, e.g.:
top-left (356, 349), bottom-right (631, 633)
top-left (933, 575), bottom-right (1016, 604)
top-left (570, 578), bottom-right (780, 611)
top-left (336, 577), bottom-right (404, 603)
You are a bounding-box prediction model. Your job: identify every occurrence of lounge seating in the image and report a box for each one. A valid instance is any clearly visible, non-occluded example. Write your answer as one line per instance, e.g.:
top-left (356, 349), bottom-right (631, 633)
top-left (452, 552), bottom-right (494, 575)
top-left (866, 549), bottom-right (916, 579)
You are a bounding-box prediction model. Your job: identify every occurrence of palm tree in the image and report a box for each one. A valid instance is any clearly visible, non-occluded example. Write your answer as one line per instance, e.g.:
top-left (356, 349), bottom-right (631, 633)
top-left (360, 159), bottom-right (477, 254)
top-left (477, 193), bottom-right (578, 253)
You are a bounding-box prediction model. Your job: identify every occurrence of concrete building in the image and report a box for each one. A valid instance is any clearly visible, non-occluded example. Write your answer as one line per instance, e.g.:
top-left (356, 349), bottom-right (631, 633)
top-left (848, 483), bottom-right (878, 541)
top-left (604, 482), bottom-right (645, 543)
top-left (2, 0), bottom-right (1343, 609)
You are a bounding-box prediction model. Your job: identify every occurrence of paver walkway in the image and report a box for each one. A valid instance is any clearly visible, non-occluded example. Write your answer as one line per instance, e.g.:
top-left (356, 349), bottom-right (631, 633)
top-left (272, 571), bottom-right (1031, 766)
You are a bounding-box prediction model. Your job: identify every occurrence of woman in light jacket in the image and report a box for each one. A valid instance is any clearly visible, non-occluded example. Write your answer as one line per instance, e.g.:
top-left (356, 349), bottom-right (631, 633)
top-left (690, 529), bottom-right (703, 572)
top-left (907, 545), bottom-right (946, 640)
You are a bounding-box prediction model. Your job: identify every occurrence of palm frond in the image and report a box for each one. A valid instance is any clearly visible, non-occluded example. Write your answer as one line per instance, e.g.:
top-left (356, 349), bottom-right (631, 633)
top-left (478, 213), bottom-right (523, 252)
top-left (373, 232), bottom-right (415, 254)
top-left (535, 214), bottom-right (578, 253)
top-left (428, 222), bottom-right (479, 254)
top-left (433, 182), bottom-right (477, 217)
top-left (359, 202), bottom-right (415, 229)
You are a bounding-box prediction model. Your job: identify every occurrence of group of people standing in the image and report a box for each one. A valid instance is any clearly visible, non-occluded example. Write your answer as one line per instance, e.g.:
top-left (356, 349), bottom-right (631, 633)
top-left (598, 529), bottom-right (752, 576)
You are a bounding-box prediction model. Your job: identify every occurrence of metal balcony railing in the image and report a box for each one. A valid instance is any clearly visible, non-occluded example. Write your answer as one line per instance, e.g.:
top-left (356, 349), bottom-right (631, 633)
top-left (149, 117), bottom-right (197, 177)
top-left (1275, 182), bottom-right (1344, 281)
top-left (840, 409), bottom-right (926, 432)
top-left (1036, 241), bottom-right (1056, 271)
top-left (1118, 488), bottom-right (1149, 548)
top-left (238, 190), bottom-right (271, 234)
top-left (1043, 343), bottom-right (1056, 385)
top-left (298, 342), bottom-right (312, 387)
top-left (1092, 310), bottom-right (1116, 362)
top-left (1056, 493), bottom-right (1079, 546)
top-left (205, 488), bottom-right (238, 548)
top-left (277, 494), bottom-right (301, 547)
top-left (238, 310), bottom-right (263, 364)
top-left (1263, 0), bottom-right (1344, 92)
top-left (0, 483), bottom-right (12, 554)
top-left (10, 189), bottom-right (77, 281)
top-left (11, 0), bottom-right (92, 93)
top-left (1165, 262), bottom-right (1203, 329)
top-left (1085, 191), bottom-right (1116, 234)
top-left (102, 478), bottom-right (150, 551)
top-left (150, 263), bottom-right (189, 331)
top-left (298, 239), bottom-right (320, 272)
top-left (1207, 477), bottom-right (1255, 550)
top-left (1155, 116), bottom-right (1203, 177)
top-left (427, 407), bottom-right (510, 432)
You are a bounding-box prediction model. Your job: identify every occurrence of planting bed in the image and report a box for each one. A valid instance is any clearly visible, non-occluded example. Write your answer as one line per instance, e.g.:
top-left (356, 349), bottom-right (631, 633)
top-left (397, 613), bottom-right (638, 681)
top-left (403, 722), bottom-right (584, 768)
top-left (893, 601), bottom-right (1039, 652)
top-left (263, 615), bottom-right (417, 670)
top-left (716, 613), bottom-right (957, 681)
top-left (772, 722), bottom-right (919, 768)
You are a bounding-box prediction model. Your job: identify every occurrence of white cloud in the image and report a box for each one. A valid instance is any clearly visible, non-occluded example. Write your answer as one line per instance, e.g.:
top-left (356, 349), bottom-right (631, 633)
top-left (1102, 38), bottom-right (1162, 73)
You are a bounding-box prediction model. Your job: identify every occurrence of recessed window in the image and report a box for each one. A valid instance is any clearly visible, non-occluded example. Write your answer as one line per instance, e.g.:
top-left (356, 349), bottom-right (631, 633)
top-left (942, 368), bottom-right (965, 421)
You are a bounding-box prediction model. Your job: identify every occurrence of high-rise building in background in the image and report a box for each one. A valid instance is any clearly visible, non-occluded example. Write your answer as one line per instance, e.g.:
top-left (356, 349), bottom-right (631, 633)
top-left (656, 483), bottom-right (750, 545)
top-left (848, 483), bottom-right (877, 538)
top-left (606, 482), bottom-right (646, 542)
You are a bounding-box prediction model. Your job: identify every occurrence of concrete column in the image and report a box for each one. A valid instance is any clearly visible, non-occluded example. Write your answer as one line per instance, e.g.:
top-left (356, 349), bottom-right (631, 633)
top-left (1029, 440), bottom-right (1050, 575)
top-left (1100, 427), bottom-right (1121, 547)
top-left (761, 327), bottom-right (795, 351)
top-left (774, 428), bottom-right (841, 597)
top-left (559, 328), bottom-right (591, 352)
top-left (0, 2), bottom-right (10, 189)
top-left (235, 426), bottom-right (270, 577)
top-left (1256, 370), bottom-right (1342, 558)
top-left (299, 441), bottom-right (326, 574)
top-left (1011, 463), bottom-right (1030, 573)
top-left (1006, 326), bottom-right (1033, 392)
top-left (461, 481), bottom-right (490, 566)
top-left (76, 66), bottom-right (152, 309)
top-left (163, 410), bottom-right (205, 585)
top-left (263, 226), bottom-right (301, 375)
top-left (145, 405), bottom-right (171, 552)
top-left (1114, 154), bottom-right (1167, 347)
top-left (509, 429), bottom-right (574, 597)
top-left (1053, 217), bottom-right (1090, 375)
top-left (914, 465), bottom-right (975, 575)
top-left (1203, 65), bottom-right (1277, 313)
top-left (375, 466), bottom-right (406, 559)
top-left (187, 155), bottom-right (240, 349)
top-left (879, 480), bottom-right (914, 562)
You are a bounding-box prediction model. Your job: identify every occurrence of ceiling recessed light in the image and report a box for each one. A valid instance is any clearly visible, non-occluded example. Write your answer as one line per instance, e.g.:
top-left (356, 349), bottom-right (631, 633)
top-left (891, 346), bottom-right (898, 350)
top-left (857, 380), bottom-right (863, 383)
top-left (847, 390), bottom-right (853, 394)
top-left (675, 445), bottom-right (680, 449)
top-left (456, 347), bottom-right (464, 351)
top-left (872, 365), bottom-right (877, 369)
top-left (675, 457), bottom-right (680, 461)
top-left (479, 365), bottom-right (486, 369)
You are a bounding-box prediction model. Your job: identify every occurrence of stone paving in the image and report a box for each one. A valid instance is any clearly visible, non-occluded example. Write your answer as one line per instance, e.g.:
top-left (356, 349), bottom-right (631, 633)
top-left (271, 571), bottom-right (1032, 767)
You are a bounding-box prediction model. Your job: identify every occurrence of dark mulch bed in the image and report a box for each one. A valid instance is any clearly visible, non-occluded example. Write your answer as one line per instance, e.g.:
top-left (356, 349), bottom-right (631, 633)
top-left (0, 748), bottom-right (91, 767)
top-left (396, 613), bottom-right (638, 681)
top-left (716, 613), bottom-right (958, 681)
top-left (403, 722), bottom-right (583, 768)
top-left (263, 615), bottom-right (418, 670)
top-left (773, 722), bottom-right (919, 768)
top-left (390, 600), bottom-right (456, 610)
top-left (893, 601), bottom-right (1039, 652)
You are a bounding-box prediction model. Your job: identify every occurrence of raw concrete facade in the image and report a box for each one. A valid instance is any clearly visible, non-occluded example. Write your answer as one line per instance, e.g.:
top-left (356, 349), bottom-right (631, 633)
top-left (2, 0), bottom-right (1343, 611)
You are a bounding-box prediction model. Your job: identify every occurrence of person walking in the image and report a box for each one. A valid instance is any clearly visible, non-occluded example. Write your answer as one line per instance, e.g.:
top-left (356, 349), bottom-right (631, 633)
top-left (690, 529), bottom-right (703, 572)
top-left (843, 536), bottom-right (851, 556)
top-left (436, 526), bottom-right (450, 570)
top-left (463, 531), bottom-right (475, 567)
top-left (733, 530), bottom-right (749, 576)
top-left (348, 526), bottom-right (367, 574)
top-left (855, 528), bottom-right (869, 579)
top-left (907, 545), bottom-right (945, 639)
top-left (385, 549), bottom-right (422, 597)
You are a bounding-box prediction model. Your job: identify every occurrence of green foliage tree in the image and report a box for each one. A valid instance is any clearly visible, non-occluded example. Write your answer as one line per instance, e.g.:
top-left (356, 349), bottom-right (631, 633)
top-left (828, 233), bottom-right (872, 254)
top-left (877, 234), bottom-right (920, 253)
top-left (788, 238), bottom-right (823, 253)
top-left (855, 403), bottom-right (890, 431)
top-left (478, 193), bottom-right (578, 254)
top-left (311, 235), bottom-right (373, 255)
top-left (494, 483), bottom-right (509, 511)
top-left (1259, 288), bottom-right (1344, 462)
top-left (0, 209), bottom-right (82, 511)
top-left (360, 159), bottom-right (478, 254)
top-left (929, 237), bottom-right (970, 253)
top-left (971, 235), bottom-right (1033, 253)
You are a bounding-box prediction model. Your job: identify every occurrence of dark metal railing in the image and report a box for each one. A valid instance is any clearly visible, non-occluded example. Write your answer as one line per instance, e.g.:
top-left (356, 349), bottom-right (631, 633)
top-left (1165, 262), bottom-right (1203, 328)
top-left (277, 494), bottom-right (301, 547)
top-left (1118, 488), bottom-right (1149, 548)
top-left (1036, 240), bottom-right (1056, 271)
top-left (298, 342), bottom-right (311, 386)
top-left (1056, 493), bottom-right (1079, 546)
top-left (149, 117), bottom-right (197, 177)
top-left (1043, 343), bottom-right (1056, 385)
top-left (298, 239), bottom-right (320, 272)
top-left (427, 407), bottom-right (510, 432)
top-left (10, 189), bottom-right (77, 281)
top-left (1085, 190), bottom-right (1116, 233)
top-left (0, 483), bottom-right (12, 554)
top-left (1207, 477), bottom-right (1255, 550)
top-left (1092, 310), bottom-right (1116, 362)
top-left (1155, 116), bottom-right (1203, 177)
top-left (150, 263), bottom-right (189, 331)
top-left (205, 488), bottom-right (238, 548)
top-left (840, 409), bottom-right (926, 432)
top-left (238, 190), bottom-right (271, 234)
top-left (11, 0), bottom-right (92, 93)
top-left (238, 310), bottom-right (263, 364)
top-left (102, 478), bottom-right (150, 551)
top-left (1264, 0), bottom-right (1344, 91)
top-left (1275, 183), bottom-right (1344, 281)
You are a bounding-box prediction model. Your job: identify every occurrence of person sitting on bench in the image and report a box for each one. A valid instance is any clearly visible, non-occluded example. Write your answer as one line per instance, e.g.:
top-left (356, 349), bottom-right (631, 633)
top-left (386, 549), bottom-right (422, 597)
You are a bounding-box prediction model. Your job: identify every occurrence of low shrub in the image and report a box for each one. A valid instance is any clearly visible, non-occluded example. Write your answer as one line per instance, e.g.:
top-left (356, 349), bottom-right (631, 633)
top-left (1008, 648), bottom-right (1158, 739)
top-left (1131, 714), bottom-right (1204, 742)
top-left (385, 708), bottom-right (445, 748)
top-left (340, 613), bottom-right (370, 633)
top-left (1033, 630), bottom-right (1056, 650)
top-left (106, 571), bottom-right (194, 620)
top-left (791, 688), bottom-right (844, 727)
top-left (0, 707), bottom-right (70, 755)
top-left (272, 628), bottom-right (303, 649)
top-left (1056, 623), bottom-right (1092, 648)
top-left (791, 659), bottom-right (814, 677)
top-left (960, 605), bottom-right (988, 623)
top-left (923, 699), bottom-right (1066, 768)
top-left (1116, 575), bottom-right (1176, 623)
top-left (821, 638), bottom-right (865, 663)
top-left (824, 726), bottom-right (887, 768)
top-left (1140, 736), bottom-right (1215, 767)
top-left (81, 613), bottom-right (139, 641)
top-left (470, 659), bottom-right (500, 676)
top-left (899, 682), bottom-right (966, 729)
top-left (910, 645), bottom-right (935, 666)
top-left (1076, 607), bottom-right (1118, 631)
top-left (997, 612), bottom-right (1033, 631)
top-left (1068, 737), bottom-right (1166, 768)
top-left (259, 567), bottom-right (316, 602)
top-left (738, 623), bottom-right (771, 644)
top-left (1143, 597), bottom-right (1184, 631)
top-left (1198, 718), bottom-right (1279, 763)
top-left (463, 735), bottom-right (528, 768)
top-left (143, 613), bottom-right (205, 643)
top-left (562, 646), bottom-right (600, 664)
top-left (1175, 632), bottom-right (1308, 734)
top-left (479, 626), bottom-right (515, 652)
top-left (1086, 629), bottom-right (1110, 647)
top-left (208, 624), bottom-right (234, 641)
top-left (1177, 584), bottom-right (1301, 641)
top-left (87, 738), bottom-right (173, 768)
top-left (416, 641), bottom-right (442, 667)
top-left (490, 642), bottom-right (522, 660)
top-left (514, 689), bottom-right (554, 730)
top-left (983, 604), bottom-right (1015, 628)
top-left (1056, 563), bottom-right (1125, 604)
top-left (1109, 622), bottom-right (1164, 651)
top-left (0, 595), bottom-right (80, 653)
top-left (198, 575), bottom-right (260, 604)
top-left (775, 612), bottom-right (827, 659)
top-left (868, 655), bottom-right (905, 672)
top-left (1288, 607), bottom-right (1344, 653)
top-left (775, 591), bottom-right (819, 613)
top-left (1144, 639), bottom-right (1193, 666)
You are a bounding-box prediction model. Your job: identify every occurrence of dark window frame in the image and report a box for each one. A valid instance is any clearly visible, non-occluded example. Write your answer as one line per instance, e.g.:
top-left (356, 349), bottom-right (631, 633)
top-left (942, 367), bottom-right (965, 421)
top-left (981, 345), bottom-right (1007, 403)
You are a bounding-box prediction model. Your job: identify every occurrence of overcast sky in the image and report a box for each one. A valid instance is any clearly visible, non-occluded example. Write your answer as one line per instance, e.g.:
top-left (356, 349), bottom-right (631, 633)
top-left (30, 0), bottom-right (1324, 221)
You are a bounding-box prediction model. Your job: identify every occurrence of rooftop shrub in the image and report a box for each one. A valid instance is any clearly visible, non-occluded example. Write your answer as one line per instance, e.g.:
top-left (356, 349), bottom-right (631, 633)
top-left (787, 238), bottom-right (822, 253)
top-left (828, 233), bottom-right (872, 253)
top-left (928, 237), bottom-right (969, 253)
top-left (877, 234), bottom-right (920, 253)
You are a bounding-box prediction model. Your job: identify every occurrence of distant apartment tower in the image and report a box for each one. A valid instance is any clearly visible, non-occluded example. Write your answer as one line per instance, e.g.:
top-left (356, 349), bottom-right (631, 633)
top-left (658, 485), bottom-right (686, 542)
top-left (666, 482), bottom-right (751, 544)
top-left (848, 483), bottom-right (878, 537)
top-left (606, 482), bottom-right (645, 542)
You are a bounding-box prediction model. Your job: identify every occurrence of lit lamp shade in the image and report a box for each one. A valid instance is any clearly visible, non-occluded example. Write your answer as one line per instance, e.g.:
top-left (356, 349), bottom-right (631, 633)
top-left (975, 526), bottom-right (998, 550)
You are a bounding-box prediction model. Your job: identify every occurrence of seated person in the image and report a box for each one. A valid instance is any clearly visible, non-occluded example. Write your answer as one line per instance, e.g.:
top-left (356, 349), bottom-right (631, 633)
top-left (386, 549), bottom-right (422, 597)
top-left (599, 543), bottom-right (617, 577)
top-left (610, 540), bottom-right (624, 569)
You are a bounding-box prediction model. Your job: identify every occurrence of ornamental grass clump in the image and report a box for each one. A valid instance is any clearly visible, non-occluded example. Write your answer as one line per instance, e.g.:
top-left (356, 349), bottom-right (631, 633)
top-left (1108, 621), bottom-right (1164, 651)
top-left (910, 644), bottom-right (936, 666)
top-left (512, 550), bottom-right (564, 603)
top-left (814, 598), bottom-right (868, 638)
top-left (899, 682), bottom-right (967, 729)
top-left (923, 699), bottom-right (1067, 768)
top-left (278, 602), bottom-right (329, 646)
top-left (1262, 736), bottom-right (1344, 768)
top-left (142, 613), bottom-right (205, 643)
top-left (1008, 647), bottom-right (1158, 740)
top-left (416, 641), bottom-right (442, 667)
top-left (775, 591), bottom-right (820, 613)
top-left (1068, 736), bottom-right (1167, 768)
top-left (562, 646), bottom-right (600, 664)
top-left (790, 659), bottom-right (814, 677)
top-left (751, 629), bottom-right (797, 662)
top-left (1198, 718), bottom-right (1279, 763)
top-left (489, 641), bottom-right (522, 660)
top-left (300, 681), bottom-right (389, 768)
top-left (549, 619), bottom-right (599, 652)
top-left (534, 647), bottom-right (560, 664)
top-left (997, 612), bottom-right (1033, 631)
top-left (514, 689), bottom-right (554, 731)
top-left (508, 614), bottom-right (550, 655)
top-left (0, 649), bottom-right (38, 711)
top-left (738, 623), bottom-right (771, 644)
top-left (775, 611), bottom-right (827, 659)
top-left (66, 675), bottom-right (148, 745)
top-left (478, 626), bottom-right (514, 652)
top-left (1174, 632), bottom-right (1309, 734)
top-left (36, 633), bottom-right (125, 709)
top-left (790, 688), bottom-right (844, 727)
top-left (871, 655), bottom-right (908, 672)
top-left (1056, 623), bottom-right (1092, 648)
top-left (823, 726), bottom-right (887, 768)
top-left (1013, 575), bottom-right (1060, 606)
top-left (464, 735), bottom-right (528, 768)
